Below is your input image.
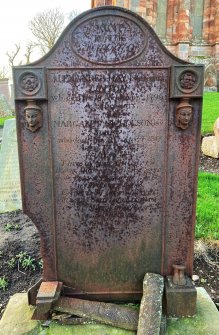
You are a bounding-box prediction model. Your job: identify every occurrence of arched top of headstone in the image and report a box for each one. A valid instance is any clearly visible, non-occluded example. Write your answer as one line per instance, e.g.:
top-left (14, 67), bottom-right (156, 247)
top-left (32, 6), bottom-right (188, 68)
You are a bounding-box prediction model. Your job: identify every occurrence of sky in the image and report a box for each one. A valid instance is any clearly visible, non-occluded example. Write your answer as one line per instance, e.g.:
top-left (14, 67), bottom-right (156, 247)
top-left (0, 0), bottom-right (91, 69)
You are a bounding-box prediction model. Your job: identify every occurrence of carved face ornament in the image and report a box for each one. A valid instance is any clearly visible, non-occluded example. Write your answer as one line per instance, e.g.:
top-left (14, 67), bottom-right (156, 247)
top-left (24, 101), bottom-right (42, 132)
top-left (175, 99), bottom-right (193, 130)
top-left (178, 107), bottom-right (192, 126)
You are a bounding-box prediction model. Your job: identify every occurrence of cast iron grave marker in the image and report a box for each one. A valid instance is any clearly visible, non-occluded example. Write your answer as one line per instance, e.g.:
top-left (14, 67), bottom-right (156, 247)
top-left (13, 6), bottom-right (203, 318)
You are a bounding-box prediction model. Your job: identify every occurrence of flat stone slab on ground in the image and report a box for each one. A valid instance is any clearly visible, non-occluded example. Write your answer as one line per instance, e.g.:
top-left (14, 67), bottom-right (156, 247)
top-left (0, 288), bottom-right (218, 335)
top-left (47, 323), bottom-right (135, 335)
top-left (166, 287), bottom-right (219, 335)
top-left (0, 293), bottom-right (40, 335)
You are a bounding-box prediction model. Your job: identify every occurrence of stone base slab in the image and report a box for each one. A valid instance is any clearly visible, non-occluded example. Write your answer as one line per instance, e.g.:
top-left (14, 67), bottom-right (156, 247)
top-left (166, 287), bottom-right (219, 335)
top-left (0, 288), bottom-right (218, 335)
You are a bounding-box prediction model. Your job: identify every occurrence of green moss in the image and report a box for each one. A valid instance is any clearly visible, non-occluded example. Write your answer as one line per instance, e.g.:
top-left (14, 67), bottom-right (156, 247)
top-left (46, 323), bottom-right (135, 335)
top-left (0, 293), bottom-right (41, 335)
top-left (166, 288), bottom-right (219, 335)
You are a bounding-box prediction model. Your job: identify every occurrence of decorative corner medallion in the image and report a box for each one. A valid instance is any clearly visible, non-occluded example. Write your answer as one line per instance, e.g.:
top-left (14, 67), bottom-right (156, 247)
top-left (14, 67), bottom-right (47, 100)
top-left (177, 70), bottom-right (198, 93)
top-left (19, 72), bottom-right (41, 96)
top-left (170, 65), bottom-right (204, 98)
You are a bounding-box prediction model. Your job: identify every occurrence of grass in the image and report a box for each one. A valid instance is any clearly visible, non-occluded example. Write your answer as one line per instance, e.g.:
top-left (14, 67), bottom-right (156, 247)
top-left (5, 252), bottom-right (37, 273)
top-left (0, 116), bottom-right (14, 127)
top-left (202, 92), bottom-right (219, 135)
top-left (4, 223), bottom-right (20, 231)
top-left (0, 277), bottom-right (8, 291)
top-left (196, 172), bottom-right (219, 240)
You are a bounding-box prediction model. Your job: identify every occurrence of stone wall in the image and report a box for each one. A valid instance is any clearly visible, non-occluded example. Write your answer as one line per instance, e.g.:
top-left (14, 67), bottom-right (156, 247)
top-left (0, 79), bottom-right (11, 104)
top-left (0, 79), bottom-right (14, 111)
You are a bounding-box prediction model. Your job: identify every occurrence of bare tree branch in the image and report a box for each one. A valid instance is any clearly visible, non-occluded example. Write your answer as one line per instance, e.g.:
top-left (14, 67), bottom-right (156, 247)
top-left (24, 42), bottom-right (36, 64)
top-left (29, 8), bottom-right (65, 55)
top-left (6, 44), bottom-right (21, 67)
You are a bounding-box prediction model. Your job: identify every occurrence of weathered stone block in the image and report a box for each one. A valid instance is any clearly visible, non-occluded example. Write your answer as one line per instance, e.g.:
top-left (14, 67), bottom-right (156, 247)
top-left (201, 136), bottom-right (219, 159)
top-left (53, 297), bottom-right (139, 331)
top-left (165, 276), bottom-right (197, 317)
top-left (137, 273), bottom-right (164, 335)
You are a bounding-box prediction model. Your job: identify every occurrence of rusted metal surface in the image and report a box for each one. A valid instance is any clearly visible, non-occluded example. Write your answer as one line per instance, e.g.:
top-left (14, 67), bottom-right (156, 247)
top-left (172, 264), bottom-right (186, 286)
top-left (32, 281), bottom-right (62, 320)
top-left (49, 67), bottom-right (168, 293)
top-left (28, 278), bottom-right (42, 305)
top-left (13, 6), bottom-right (203, 303)
top-left (165, 276), bottom-right (197, 317)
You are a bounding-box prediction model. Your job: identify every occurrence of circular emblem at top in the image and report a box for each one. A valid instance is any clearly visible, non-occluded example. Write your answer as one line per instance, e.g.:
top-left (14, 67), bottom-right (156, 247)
top-left (71, 16), bottom-right (147, 64)
top-left (19, 72), bottom-right (41, 96)
top-left (177, 70), bottom-right (198, 93)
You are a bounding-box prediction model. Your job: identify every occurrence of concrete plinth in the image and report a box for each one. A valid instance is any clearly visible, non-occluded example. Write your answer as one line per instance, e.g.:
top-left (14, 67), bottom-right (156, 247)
top-left (0, 288), bottom-right (218, 335)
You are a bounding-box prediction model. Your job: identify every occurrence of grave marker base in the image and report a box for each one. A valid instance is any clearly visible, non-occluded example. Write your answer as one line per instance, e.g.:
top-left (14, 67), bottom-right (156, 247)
top-left (31, 281), bottom-right (62, 320)
top-left (165, 276), bottom-right (197, 317)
